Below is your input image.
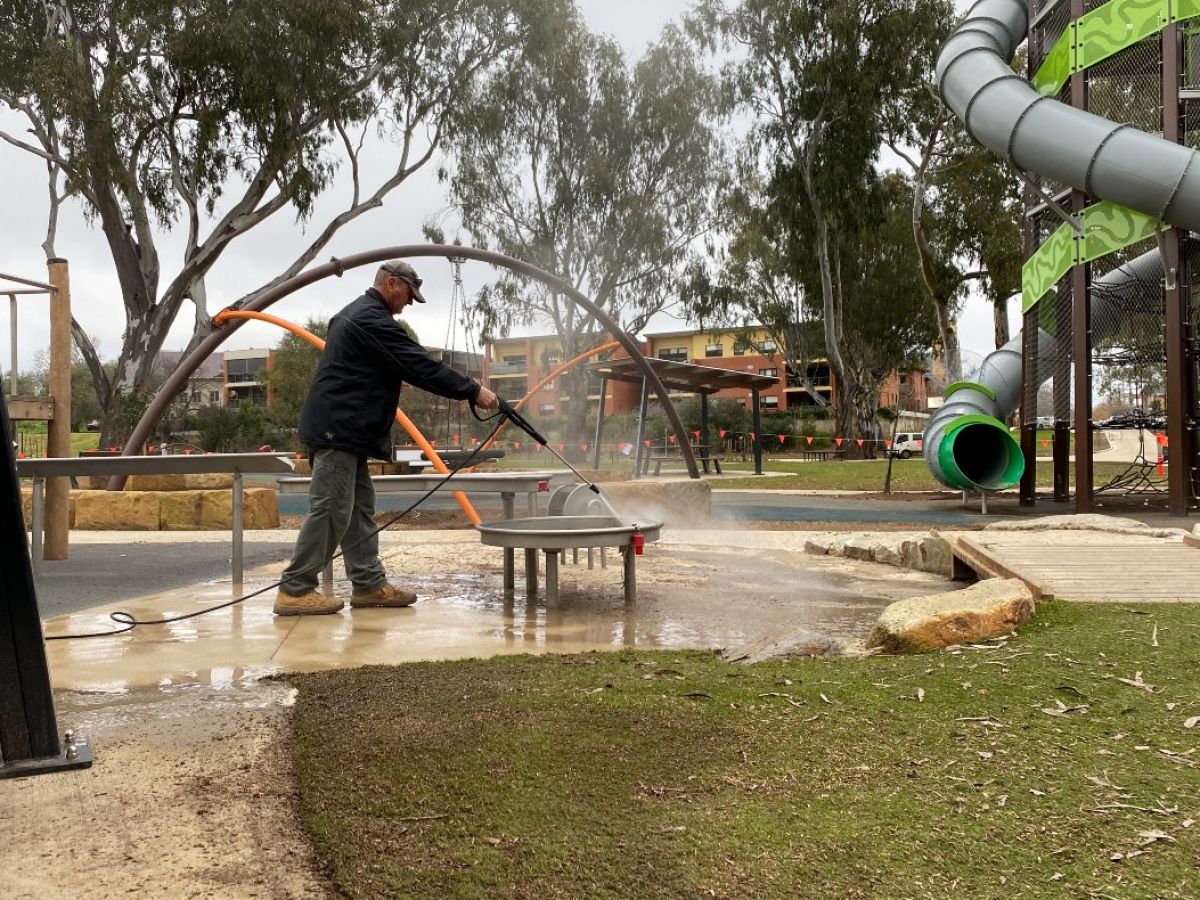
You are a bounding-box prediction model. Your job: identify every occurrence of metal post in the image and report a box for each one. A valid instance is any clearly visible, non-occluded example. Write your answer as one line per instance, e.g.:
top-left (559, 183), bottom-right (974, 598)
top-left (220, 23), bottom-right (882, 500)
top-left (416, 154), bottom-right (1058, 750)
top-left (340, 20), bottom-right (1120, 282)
top-left (524, 548), bottom-right (538, 596)
top-left (501, 492), bottom-right (515, 592)
top-left (544, 550), bottom-right (559, 606)
top-left (30, 478), bottom-right (43, 575)
top-left (751, 387), bottom-right (763, 475)
top-left (8, 294), bottom-right (16, 396)
top-left (700, 392), bottom-right (711, 473)
top-left (0, 382), bottom-right (90, 778)
top-left (1020, 313), bottom-right (1039, 506)
top-left (1164, 22), bottom-right (1191, 516)
top-left (981, 491), bottom-right (989, 516)
top-left (632, 377), bottom-right (650, 479)
top-left (1069, 0), bottom-right (1093, 512)
top-left (587, 548), bottom-right (594, 570)
top-left (1053, 421), bottom-right (1071, 500)
top-left (592, 376), bottom-right (607, 470)
top-left (231, 472), bottom-right (244, 587)
top-left (622, 545), bottom-right (636, 603)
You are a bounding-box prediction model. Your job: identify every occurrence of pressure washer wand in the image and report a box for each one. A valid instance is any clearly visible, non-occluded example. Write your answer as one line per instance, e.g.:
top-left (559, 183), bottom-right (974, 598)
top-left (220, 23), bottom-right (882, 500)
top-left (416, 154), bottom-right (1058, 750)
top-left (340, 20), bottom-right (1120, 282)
top-left (476, 398), bottom-right (604, 495)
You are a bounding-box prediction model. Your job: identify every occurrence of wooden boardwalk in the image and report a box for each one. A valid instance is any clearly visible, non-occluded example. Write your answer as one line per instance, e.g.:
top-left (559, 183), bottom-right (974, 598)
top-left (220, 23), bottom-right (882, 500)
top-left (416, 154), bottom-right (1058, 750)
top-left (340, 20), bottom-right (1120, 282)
top-left (952, 530), bottom-right (1200, 602)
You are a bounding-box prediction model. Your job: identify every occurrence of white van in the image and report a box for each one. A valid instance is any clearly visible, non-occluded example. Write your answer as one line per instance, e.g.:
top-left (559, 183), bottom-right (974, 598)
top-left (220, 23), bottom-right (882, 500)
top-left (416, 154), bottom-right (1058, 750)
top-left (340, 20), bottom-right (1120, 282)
top-left (890, 432), bottom-right (923, 459)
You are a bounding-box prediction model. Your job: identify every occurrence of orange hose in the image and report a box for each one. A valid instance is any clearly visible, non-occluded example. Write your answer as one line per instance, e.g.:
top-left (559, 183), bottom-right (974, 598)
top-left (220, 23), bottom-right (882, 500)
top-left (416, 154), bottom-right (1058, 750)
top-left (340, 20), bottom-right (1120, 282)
top-left (480, 340), bottom-right (621, 453)
top-left (213, 308), bottom-right (481, 525)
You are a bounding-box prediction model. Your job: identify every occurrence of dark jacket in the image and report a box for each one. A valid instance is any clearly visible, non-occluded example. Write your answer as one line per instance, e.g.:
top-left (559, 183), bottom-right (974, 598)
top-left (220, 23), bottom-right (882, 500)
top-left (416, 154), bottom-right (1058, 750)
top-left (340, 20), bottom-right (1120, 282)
top-left (299, 288), bottom-right (480, 459)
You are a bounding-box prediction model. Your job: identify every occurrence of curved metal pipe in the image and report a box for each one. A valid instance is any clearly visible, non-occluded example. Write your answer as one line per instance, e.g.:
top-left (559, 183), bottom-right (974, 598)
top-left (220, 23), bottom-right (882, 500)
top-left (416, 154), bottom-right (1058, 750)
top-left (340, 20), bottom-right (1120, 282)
top-left (213, 309), bottom-right (481, 525)
top-left (116, 245), bottom-right (698, 488)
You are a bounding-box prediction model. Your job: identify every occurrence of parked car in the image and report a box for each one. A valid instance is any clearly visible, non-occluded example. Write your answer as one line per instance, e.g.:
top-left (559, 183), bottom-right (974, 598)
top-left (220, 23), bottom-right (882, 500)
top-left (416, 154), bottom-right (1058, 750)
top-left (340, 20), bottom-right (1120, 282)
top-left (889, 432), bottom-right (923, 459)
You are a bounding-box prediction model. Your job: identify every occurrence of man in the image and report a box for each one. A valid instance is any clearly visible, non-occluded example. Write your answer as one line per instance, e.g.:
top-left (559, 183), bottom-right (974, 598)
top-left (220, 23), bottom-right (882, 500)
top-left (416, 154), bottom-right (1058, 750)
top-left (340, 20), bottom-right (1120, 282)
top-left (275, 260), bottom-right (499, 616)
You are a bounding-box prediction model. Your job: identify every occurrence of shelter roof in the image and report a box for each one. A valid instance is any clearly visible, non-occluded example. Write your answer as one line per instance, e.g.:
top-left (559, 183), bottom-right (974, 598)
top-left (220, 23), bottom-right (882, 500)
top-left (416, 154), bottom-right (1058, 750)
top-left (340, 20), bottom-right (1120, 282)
top-left (586, 356), bottom-right (778, 394)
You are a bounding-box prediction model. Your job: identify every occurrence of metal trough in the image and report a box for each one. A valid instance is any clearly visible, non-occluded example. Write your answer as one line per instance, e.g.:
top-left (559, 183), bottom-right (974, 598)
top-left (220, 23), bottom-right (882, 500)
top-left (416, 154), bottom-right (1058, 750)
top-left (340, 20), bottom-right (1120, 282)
top-left (477, 515), bottom-right (662, 604)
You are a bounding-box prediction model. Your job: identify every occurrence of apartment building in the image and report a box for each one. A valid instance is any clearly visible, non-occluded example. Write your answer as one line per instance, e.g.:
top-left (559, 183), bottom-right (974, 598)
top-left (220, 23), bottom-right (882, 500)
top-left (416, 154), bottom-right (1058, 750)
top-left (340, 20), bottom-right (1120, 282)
top-left (483, 327), bottom-right (928, 415)
top-left (223, 348), bottom-right (273, 408)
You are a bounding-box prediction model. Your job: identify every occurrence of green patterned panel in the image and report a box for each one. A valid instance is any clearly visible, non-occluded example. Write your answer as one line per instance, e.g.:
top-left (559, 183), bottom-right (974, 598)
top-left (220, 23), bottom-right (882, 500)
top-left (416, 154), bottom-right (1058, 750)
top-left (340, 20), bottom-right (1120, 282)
top-left (1075, 0), bottom-right (1169, 71)
top-left (1032, 27), bottom-right (1072, 97)
top-left (1022, 224), bottom-right (1077, 313)
top-left (1172, 0), bottom-right (1200, 23)
top-left (1079, 201), bottom-right (1164, 262)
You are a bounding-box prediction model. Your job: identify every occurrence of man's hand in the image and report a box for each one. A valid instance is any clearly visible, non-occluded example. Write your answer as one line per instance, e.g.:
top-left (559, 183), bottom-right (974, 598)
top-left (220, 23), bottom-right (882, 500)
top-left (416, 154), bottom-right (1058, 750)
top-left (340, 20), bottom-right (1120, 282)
top-left (474, 384), bottom-right (500, 410)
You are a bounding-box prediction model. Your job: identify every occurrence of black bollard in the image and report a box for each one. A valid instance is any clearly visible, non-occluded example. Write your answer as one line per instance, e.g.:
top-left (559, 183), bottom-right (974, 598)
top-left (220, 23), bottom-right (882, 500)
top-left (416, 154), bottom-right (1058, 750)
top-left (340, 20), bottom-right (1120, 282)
top-left (0, 383), bottom-right (91, 777)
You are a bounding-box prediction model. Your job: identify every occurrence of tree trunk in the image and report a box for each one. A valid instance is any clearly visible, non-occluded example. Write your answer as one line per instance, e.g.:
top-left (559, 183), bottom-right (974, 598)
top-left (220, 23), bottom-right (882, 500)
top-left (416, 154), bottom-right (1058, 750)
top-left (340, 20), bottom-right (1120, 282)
top-left (993, 293), bottom-right (1011, 349)
top-left (836, 368), bottom-right (881, 460)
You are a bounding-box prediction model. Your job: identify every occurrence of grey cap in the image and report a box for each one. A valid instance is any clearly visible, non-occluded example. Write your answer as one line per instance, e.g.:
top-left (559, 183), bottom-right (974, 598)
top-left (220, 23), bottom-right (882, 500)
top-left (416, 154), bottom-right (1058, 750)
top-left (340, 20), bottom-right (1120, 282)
top-left (379, 260), bottom-right (426, 303)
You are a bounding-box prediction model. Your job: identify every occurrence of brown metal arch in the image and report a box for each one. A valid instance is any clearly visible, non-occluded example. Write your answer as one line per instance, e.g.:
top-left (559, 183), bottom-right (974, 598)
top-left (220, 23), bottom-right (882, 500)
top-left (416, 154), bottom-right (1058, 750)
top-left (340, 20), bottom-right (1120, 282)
top-left (118, 244), bottom-right (699, 485)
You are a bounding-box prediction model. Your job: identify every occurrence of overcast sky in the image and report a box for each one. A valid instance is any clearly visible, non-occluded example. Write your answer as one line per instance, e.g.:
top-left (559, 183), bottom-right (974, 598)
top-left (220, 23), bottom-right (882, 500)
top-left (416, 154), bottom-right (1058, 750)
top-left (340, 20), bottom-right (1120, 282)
top-left (0, 0), bottom-right (1004, 376)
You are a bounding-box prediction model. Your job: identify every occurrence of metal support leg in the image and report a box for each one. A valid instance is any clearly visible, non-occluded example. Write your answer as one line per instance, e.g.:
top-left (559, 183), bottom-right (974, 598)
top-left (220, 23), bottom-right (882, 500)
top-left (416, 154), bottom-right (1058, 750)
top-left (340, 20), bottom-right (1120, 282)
top-left (231, 472), bottom-right (244, 588)
top-left (502, 492), bottom-right (515, 593)
top-left (587, 548), bottom-right (594, 570)
top-left (572, 548), bottom-right (578, 565)
top-left (524, 548), bottom-right (538, 596)
top-left (30, 477), bottom-right (43, 576)
top-left (622, 546), bottom-right (636, 603)
top-left (544, 550), bottom-right (559, 606)
top-left (600, 546), bottom-right (607, 569)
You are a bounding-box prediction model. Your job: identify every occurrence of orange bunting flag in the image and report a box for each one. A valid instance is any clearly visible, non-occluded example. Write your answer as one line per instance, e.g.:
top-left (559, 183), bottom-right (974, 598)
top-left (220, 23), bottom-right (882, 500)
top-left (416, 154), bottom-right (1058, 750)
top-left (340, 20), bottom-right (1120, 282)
top-left (514, 442), bottom-right (521, 450)
top-left (452, 434), bottom-right (461, 444)
top-left (668, 434), bottom-right (677, 444)
top-left (693, 430), bottom-right (701, 439)
top-left (644, 439), bottom-right (651, 447)
top-left (557, 443), bottom-right (565, 452)
top-left (110, 446), bottom-right (117, 452)
top-left (856, 439), bottom-right (864, 447)
top-left (535, 443), bottom-right (543, 451)
top-left (777, 434), bottom-right (786, 444)
top-left (1041, 438), bottom-right (1050, 447)
top-left (148, 445), bottom-right (155, 454)
top-left (835, 438), bottom-right (844, 447)
top-left (884, 440), bottom-right (892, 449)
top-left (749, 432), bottom-right (756, 441)
top-left (1156, 433), bottom-right (1169, 447)
top-left (184, 449), bottom-right (192, 455)
top-left (17, 451), bottom-right (25, 459)
top-left (470, 437), bottom-right (478, 446)
top-left (806, 436), bottom-right (814, 445)
top-left (580, 443), bottom-right (588, 452)
top-left (1158, 454), bottom-right (1166, 477)
top-left (295, 452), bottom-right (303, 459)
top-left (719, 429), bottom-right (727, 438)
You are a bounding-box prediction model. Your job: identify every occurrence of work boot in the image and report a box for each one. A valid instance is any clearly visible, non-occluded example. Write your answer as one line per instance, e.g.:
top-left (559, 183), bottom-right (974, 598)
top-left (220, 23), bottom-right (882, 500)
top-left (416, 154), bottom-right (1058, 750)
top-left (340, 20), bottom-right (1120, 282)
top-left (350, 583), bottom-right (418, 608)
top-left (273, 589), bottom-right (344, 616)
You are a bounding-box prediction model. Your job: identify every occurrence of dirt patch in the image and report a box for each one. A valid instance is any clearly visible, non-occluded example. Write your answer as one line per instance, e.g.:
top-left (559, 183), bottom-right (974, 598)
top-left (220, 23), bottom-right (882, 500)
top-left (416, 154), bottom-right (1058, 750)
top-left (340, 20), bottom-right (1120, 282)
top-left (0, 684), bottom-right (332, 899)
top-left (739, 519), bottom-right (982, 532)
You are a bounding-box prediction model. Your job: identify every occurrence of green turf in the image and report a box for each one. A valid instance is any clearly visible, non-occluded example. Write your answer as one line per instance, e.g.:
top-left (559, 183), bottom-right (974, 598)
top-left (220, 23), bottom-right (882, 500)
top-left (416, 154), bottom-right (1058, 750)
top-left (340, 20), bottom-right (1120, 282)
top-left (291, 602), bottom-right (1200, 899)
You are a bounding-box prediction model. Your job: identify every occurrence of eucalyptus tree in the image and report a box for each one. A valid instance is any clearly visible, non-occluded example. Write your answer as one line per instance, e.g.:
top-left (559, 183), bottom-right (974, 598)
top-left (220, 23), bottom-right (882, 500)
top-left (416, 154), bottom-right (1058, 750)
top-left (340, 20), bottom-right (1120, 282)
top-left (443, 8), bottom-right (725, 440)
top-left (698, 0), bottom-right (950, 446)
top-left (0, 0), bottom-right (558, 445)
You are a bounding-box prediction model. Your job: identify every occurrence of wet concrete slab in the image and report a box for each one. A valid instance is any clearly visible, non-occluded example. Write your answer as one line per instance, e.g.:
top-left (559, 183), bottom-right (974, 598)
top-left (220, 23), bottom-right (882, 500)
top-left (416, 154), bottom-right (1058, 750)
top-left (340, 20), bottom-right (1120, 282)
top-left (41, 529), bottom-right (956, 693)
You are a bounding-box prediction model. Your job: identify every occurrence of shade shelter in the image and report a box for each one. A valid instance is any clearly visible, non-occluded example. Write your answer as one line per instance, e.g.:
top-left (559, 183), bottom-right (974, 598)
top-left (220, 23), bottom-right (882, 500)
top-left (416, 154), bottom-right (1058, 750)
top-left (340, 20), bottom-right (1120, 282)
top-left (586, 357), bottom-right (778, 476)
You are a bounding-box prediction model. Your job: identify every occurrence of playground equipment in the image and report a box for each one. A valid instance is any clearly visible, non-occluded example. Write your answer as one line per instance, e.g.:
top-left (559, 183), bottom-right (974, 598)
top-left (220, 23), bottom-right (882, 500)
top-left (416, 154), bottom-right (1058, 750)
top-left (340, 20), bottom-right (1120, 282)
top-left (929, 0), bottom-right (1199, 513)
top-left (123, 245), bottom-right (700, 484)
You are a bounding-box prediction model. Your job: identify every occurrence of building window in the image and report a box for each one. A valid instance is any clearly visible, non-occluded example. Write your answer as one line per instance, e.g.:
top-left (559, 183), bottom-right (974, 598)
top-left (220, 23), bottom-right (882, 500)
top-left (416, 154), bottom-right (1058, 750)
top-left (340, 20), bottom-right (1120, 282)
top-left (658, 348), bottom-right (688, 363)
top-left (760, 395), bottom-right (780, 409)
top-left (544, 355), bottom-right (561, 366)
top-left (503, 355), bottom-right (526, 365)
top-left (736, 397), bottom-right (746, 407)
top-left (543, 378), bottom-right (555, 390)
top-left (733, 342), bottom-right (749, 356)
top-left (539, 403), bottom-right (556, 416)
top-left (759, 368), bottom-right (778, 379)
top-left (227, 357), bottom-right (266, 380)
top-left (760, 340), bottom-right (777, 353)
top-left (704, 343), bottom-right (723, 358)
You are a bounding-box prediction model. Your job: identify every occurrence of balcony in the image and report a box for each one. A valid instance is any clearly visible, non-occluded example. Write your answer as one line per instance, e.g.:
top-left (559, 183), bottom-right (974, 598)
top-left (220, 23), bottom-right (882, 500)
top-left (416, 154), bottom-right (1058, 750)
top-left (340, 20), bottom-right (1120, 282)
top-left (488, 362), bottom-right (528, 376)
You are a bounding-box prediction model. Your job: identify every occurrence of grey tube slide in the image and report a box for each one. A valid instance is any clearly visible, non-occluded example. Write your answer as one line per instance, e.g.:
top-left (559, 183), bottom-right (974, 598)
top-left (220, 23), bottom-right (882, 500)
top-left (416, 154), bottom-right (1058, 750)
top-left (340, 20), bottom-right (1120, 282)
top-left (926, 0), bottom-right (1193, 490)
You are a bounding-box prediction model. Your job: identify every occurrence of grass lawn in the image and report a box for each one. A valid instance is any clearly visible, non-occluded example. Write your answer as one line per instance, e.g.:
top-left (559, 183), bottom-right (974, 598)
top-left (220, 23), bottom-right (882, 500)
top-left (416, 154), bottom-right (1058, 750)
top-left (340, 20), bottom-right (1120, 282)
top-left (715, 458), bottom-right (1140, 492)
top-left (292, 602), bottom-right (1200, 899)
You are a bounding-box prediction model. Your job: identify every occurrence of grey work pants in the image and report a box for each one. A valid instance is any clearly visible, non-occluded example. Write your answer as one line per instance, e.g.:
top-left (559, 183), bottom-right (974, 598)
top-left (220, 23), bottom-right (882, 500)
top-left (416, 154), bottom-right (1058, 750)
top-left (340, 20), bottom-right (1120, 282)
top-left (280, 448), bottom-right (387, 596)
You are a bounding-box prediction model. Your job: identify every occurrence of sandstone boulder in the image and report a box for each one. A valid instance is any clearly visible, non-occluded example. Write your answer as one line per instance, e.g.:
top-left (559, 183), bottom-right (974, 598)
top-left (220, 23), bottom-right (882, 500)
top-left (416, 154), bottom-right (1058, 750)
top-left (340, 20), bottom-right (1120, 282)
top-left (195, 488), bottom-right (279, 530)
top-left (601, 478), bottom-right (711, 526)
top-left (125, 473), bottom-right (188, 492)
top-left (73, 490), bottom-right (161, 531)
top-left (159, 491), bottom-right (203, 530)
top-left (867, 578), bottom-right (1034, 654)
top-left (183, 473), bottom-right (234, 490)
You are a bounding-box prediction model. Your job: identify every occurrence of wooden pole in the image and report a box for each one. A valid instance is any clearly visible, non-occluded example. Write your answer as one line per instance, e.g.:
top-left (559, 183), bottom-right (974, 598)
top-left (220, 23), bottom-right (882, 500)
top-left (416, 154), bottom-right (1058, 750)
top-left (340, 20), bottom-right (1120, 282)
top-left (44, 259), bottom-right (71, 560)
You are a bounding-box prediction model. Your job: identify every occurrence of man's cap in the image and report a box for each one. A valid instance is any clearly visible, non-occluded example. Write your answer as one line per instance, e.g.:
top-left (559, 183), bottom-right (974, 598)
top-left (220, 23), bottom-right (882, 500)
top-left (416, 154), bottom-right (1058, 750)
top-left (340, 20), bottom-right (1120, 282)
top-left (380, 260), bottom-right (426, 303)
